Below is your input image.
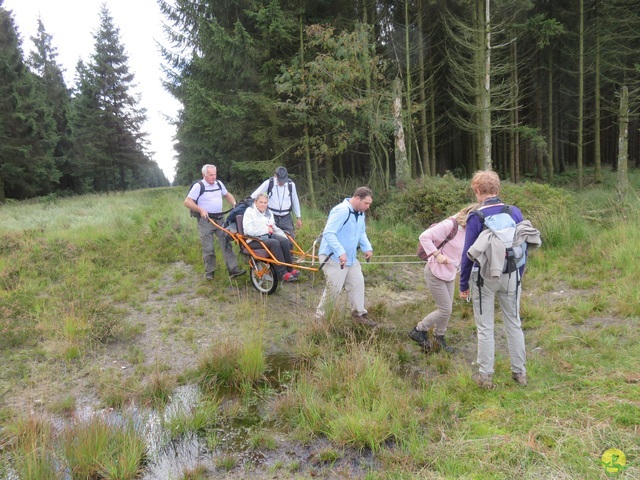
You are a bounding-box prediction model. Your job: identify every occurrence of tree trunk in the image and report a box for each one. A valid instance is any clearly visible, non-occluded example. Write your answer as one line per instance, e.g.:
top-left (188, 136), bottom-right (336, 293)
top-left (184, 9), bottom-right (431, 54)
top-left (547, 49), bottom-right (554, 183)
top-left (617, 86), bottom-right (629, 200)
top-left (417, 0), bottom-right (431, 176)
top-left (393, 77), bottom-right (410, 188)
top-left (362, 0), bottom-right (381, 187)
top-left (594, 11), bottom-right (602, 183)
top-left (510, 40), bottom-right (518, 183)
top-left (577, 0), bottom-right (584, 189)
top-left (480, 0), bottom-right (492, 170)
top-left (304, 124), bottom-right (316, 209)
top-left (428, 34), bottom-right (437, 176)
top-left (300, 17), bottom-right (316, 209)
top-left (535, 70), bottom-right (544, 179)
top-left (404, 0), bottom-right (413, 176)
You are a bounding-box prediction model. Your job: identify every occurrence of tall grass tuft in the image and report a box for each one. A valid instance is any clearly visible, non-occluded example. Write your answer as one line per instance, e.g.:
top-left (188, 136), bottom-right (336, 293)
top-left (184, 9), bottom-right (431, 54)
top-left (165, 397), bottom-right (221, 440)
top-left (196, 336), bottom-right (267, 391)
top-left (196, 341), bottom-right (242, 391)
top-left (61, 415), bottom-right (146, 480)
top-left (237, 336), bottom-right (267, 384)
top-left (3, 415), bottom-right (58, 480)
top-left (140, 369), bottom-right (178, 407)
top-left (273, 342), bottom-right (415, 451)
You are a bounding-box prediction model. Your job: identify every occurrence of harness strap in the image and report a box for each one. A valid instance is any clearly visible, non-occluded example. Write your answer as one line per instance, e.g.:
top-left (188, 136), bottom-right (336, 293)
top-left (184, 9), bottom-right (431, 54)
top-left (476, 273), bottom-right (484, 316)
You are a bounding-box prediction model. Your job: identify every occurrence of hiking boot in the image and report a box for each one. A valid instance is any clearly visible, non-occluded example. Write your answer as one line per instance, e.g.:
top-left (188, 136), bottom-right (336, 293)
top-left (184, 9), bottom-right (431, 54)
top-left (352, 313), bottom-right (378, 328)
top-left (229, 268), bottom-right (246, 279)
top-left (473, 373), bottom-right (494, 390)
top-left (205, 272), bottom-right (214, 281)
top-left (408, 328), bottom-right (433, 350)
top-left (434, 335), bottom-right (454, 353)
top-left (282, 272), bottom-right (297, 282)
top-left (511, 372), bottom-right (527, 386)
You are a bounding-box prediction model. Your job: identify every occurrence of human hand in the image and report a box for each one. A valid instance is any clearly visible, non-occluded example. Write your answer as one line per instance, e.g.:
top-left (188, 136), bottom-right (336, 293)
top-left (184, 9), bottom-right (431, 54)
top-left (363, 250), bottom-right (373, 261)
top-left (460, 290), bottom-right (469, 300)
top-left (296, 218), bottom-right (302, 229)
top-left (339, 253), bottom-right (347, 268)
top-left (436, 252), bottom-right (449, 264)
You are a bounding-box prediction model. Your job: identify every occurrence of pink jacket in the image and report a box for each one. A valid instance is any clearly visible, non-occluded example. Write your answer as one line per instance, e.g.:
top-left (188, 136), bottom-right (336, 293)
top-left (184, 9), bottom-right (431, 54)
top-left (419, 218), bottom-right (466, 282)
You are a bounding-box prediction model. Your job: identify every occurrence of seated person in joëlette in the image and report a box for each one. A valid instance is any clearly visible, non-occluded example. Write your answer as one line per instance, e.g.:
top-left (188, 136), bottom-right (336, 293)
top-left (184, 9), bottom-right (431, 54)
top-left (242, 193), bottom-right (300, 282)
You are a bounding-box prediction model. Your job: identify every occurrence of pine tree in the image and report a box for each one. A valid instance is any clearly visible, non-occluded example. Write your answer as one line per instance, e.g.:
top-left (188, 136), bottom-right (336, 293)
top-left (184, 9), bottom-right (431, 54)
top-left (0, 3), bottom-right (59, 201)
top-left (70, 5), bottom-right (153, 192)
top-left (28, 18), bottom-right (77, 193)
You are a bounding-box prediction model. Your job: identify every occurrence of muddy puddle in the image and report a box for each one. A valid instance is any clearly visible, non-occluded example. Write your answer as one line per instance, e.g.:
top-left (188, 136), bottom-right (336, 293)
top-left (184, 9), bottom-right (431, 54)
top-left (2, 351), bottom-right (379, 479)
top-left (1, 352), bottom-right (305, 479)
top-left (141, 352), bottom-right (294, 478)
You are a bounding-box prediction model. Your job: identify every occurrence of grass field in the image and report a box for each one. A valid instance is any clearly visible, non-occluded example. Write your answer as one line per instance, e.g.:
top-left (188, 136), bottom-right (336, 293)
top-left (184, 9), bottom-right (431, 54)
top-left (0, 176), bottom-right (638, 479)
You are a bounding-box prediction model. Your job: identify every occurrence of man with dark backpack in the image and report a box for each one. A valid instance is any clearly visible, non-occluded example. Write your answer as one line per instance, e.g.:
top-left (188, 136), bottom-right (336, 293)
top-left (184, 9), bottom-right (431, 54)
top-left (250, 166), bottom-right (302, 237)
top-left (459, 170), bottom-right (541, 390)
top-left (184, 164), bottom-right (246, 281)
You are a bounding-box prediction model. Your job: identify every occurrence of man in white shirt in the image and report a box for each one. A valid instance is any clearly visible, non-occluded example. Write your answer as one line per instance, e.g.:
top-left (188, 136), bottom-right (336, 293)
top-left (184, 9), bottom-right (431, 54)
top-left (250, 166), bottom-right (302, 237)
top-left (184, 164), bottom-right (246, 281)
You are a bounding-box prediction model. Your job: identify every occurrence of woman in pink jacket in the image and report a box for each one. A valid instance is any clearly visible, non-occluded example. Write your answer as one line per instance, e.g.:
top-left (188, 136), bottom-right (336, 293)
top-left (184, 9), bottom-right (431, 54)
top-left (409, 204), bottom-right (477, 353)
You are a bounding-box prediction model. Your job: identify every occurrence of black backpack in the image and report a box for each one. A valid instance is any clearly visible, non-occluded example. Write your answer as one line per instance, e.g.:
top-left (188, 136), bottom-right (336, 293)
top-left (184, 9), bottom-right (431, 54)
top-left (266, 177), bottom-right (294, 215)
top-left (188, 180), bottom-right (221, 218)
top-left (267, 177), bottom-right (293, 198)
top-left (224, 197), bottom-right (255, 227)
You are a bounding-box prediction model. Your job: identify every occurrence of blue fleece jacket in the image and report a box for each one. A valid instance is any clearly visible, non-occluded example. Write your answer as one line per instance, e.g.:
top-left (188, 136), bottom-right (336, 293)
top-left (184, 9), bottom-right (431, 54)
top-left (318, 198), bottom-right (372, 266)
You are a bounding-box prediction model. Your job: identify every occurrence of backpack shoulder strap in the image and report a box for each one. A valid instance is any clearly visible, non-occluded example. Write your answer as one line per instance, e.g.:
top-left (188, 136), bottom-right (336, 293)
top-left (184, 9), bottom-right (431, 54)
top-left (471, 209), bottom-right (485, 222)
top-left (445, 217), bottom-right (458, 241)
top-left (341, 207), bottom-right (361, 227)
top-left (267, 177), bottom-right (293, 198)
top-left (193, 180), bottom-right (205, 204)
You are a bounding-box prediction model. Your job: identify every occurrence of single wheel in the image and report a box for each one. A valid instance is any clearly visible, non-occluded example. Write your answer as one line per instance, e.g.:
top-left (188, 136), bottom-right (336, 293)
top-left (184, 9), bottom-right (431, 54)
top-left (249, 259), bottom-right (278, 295)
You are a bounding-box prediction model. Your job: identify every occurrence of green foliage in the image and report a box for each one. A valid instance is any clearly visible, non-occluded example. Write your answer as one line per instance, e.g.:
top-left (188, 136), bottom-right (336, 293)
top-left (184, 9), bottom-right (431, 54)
top-left (499, 181), bottom-right (573, 226)
top-left (275, 22), bottom-right (391, 177)
top-left (375, 174), bottom-right (472, 229)
top-left (0, 7), bottom-right (59, 202)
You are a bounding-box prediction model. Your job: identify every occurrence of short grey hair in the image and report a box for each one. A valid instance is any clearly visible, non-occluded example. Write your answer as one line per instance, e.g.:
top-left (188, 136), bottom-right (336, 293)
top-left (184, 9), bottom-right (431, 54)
top-left (201, 164), bottom-right (217, 175)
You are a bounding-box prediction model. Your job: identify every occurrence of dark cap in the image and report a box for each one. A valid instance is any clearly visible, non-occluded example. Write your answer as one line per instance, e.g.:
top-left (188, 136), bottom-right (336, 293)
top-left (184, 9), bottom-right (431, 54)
top-left (275, 166), bottom-right (289, 182)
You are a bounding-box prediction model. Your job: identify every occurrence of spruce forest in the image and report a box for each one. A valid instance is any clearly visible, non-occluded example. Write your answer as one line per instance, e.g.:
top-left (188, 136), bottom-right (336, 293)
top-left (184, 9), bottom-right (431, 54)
top-left (0, 2), bottom-right (170, 203)
top-left (3, 0), bottom-right (640, 203)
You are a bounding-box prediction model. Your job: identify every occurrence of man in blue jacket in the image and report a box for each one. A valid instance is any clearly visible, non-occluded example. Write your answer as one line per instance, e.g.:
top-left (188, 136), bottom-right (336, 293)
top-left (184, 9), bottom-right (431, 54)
top-left (315, 187), bottom-right (377, 327)
top-left (459, 170), bottom-right (528, 389)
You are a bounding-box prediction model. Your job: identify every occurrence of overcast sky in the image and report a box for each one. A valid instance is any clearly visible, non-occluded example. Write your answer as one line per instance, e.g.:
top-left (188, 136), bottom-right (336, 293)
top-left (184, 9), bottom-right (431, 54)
top-left (4, 0), bottom-right (181, 183)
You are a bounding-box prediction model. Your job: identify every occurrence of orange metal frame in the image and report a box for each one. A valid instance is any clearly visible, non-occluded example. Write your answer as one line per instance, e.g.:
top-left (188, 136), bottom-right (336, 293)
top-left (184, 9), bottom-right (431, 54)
top-left (207, 217), bottom-right (328, 273)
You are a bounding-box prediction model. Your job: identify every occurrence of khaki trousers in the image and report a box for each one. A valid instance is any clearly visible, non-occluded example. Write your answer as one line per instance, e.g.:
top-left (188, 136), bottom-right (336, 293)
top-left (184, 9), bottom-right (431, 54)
top-left (470, 270), bottom-right (526, 376)
top-left (316, 256), bottom-right (367, 319)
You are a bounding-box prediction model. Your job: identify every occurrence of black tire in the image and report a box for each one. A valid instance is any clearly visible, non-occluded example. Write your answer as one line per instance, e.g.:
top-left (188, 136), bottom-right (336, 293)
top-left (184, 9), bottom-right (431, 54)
top-left (249, 259), bottom-right (278, 295)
